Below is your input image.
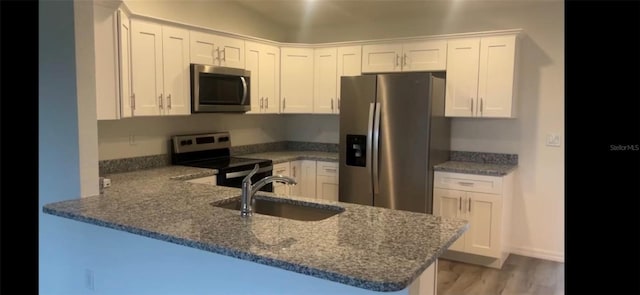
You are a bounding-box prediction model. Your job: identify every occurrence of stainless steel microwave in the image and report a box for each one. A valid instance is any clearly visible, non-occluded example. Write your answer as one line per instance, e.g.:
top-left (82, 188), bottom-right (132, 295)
top-left (190, 64), bottom-right (251, 113)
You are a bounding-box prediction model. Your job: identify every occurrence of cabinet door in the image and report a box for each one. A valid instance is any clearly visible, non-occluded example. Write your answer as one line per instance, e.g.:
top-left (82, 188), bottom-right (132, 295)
top-left (432, 188), bottom-right (466, 251)
top-left (300, 160), bottom-right (317, 199)
top-left (313, 47), bottom-right (338, 114)
top-left (361, 43), bottom-right (402, 73)
top-left (161, 25), bottom-right (190, 115)
top-left (117, 9), bottom-right (133, 118)
top-left (281, 47), bottom-right (314, 113)
top-left (477, 35), bottom-right (517, 118)
top-left (273, 162), bottom-right (290, 196)
top-left (465, 192), bottom-right (502, 258)
top-left (189, 30), bottom-right (217, 65)
top-left (260, 44), bottom-right (280, 113)
top-left (444, 38), bottom-right (480, 117)
top-left (316, 161), bottom-right (339, 202)
top-left (244, 41), bottom-right (262, 113)
top-left (131, 19), bottom-right (163, 116)
top-left (402, 40), bottom-right (447, 71)
top-left (289, 160), bottom-right (302, 196)
top-left (336, 46), bottom-right (362, 114)
top-left (215, 35), bottom-right (245, 69)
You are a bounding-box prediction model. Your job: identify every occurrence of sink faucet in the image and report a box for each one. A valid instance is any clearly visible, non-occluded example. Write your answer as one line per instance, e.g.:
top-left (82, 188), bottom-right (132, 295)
top-left (241, 164), bottom-right (297, 217)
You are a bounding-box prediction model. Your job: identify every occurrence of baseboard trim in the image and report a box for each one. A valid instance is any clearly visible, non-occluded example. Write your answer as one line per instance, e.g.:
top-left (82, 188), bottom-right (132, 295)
top-left (509, 246), bottom-right (564, 262)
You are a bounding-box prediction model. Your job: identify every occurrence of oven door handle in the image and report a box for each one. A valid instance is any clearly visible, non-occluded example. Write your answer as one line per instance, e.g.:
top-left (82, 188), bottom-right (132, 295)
top-left (225, 166), bottom-right (272, 179)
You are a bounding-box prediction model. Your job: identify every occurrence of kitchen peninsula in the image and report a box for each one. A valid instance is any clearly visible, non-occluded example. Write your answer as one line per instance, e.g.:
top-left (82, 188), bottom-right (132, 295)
top-left (43, 165), bottom-right (468, 294)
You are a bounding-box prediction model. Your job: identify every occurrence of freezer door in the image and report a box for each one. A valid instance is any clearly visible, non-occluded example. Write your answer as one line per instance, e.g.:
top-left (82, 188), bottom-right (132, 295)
top-left (374, 73), bottom-right (432, 213)
top-left (339, 75), bottom-right (376, 206)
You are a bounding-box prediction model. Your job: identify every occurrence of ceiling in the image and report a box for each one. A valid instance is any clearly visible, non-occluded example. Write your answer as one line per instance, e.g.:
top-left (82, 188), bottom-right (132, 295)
top-left (231, 0), bottom-right (559, 29)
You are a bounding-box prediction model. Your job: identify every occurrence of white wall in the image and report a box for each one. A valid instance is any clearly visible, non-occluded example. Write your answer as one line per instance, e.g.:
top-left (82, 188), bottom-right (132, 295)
top-left (285, 114), bottom-right (339, 143)
top-left (123, 0), bottom-right (288, 42)
top-left (301, 1), bottom-right (565, 261)
top-left (98, 114), bottom-right (286, 160)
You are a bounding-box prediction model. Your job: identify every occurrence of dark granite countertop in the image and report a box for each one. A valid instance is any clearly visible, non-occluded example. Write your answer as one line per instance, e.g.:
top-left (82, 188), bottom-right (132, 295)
top-left (242, 151), bottom-right (338, 164)
top-left (433, 161), bottom-right (517, 176)
top-left (43, 165), bottom-right (468, 292)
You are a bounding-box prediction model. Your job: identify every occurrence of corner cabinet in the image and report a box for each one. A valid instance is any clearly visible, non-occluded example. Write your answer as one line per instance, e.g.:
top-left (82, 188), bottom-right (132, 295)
top-left (313, 46), bottom-right (362, 114)
top-left (130, 19), bottom-right (191, 116)
top-left (280, 47), bottom-right (314, 113)
top-left (361, 40), bottom-right (447, 73)
top-left (245, 41), bottom-right (280, 113)
top-left (433, 171), bottom-right (514, 269)
top-left (445, 34), bottom-right (519, 118)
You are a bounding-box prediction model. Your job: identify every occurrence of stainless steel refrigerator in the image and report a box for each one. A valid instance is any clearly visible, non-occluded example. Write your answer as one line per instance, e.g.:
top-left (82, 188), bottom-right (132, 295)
top-left (338, 72), bottom-right (450, 214)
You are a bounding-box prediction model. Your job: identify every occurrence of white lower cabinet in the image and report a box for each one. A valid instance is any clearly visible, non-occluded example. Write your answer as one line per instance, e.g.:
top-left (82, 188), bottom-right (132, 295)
top-left (273, 162), bottom-right (292, 196)
top-left (433, 171), bottom-right (514, 269)
top-left (274, 160), bottom-right (338, 201)
top-left (316, 161), bottom-right (339, 202)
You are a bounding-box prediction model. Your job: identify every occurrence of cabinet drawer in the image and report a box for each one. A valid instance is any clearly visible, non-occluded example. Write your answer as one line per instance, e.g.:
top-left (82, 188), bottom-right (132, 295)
top-left (434, 171), bottom-right (502, 194)
top-left (316, 161), bottom-right (338, 177)
top-left (273, 162), bottom-right (290, 176)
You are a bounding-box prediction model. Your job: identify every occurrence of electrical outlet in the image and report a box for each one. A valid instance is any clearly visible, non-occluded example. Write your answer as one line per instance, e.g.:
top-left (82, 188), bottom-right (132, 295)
top-left (546, 133), bottom-right (561, 147)
top-left (103, 178), bottom-right (111, 188)
top-left (85, 269), bottom-right (94, 291)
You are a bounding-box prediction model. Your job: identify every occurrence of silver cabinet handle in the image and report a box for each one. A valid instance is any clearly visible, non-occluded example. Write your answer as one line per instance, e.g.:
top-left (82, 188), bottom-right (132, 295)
top-left (468, 198), bottom-right (471, 212)
top-left (470, 98), bottom-right (474, 115)
top-left (221, 48), bottom-right (226, 61)
top-left (458, 182), bottom-right (474, 187)
top-left (265, 97), bottom-right (269, 109)
top-left (459, 197), bottom-right (462, 211)
top-left (292, 166), bottom-right (296, 177)
top-left (395, 54), bottom-right (400, 67)
top-left (131, 93), bottom-right (136, 109)
top-left (167, 94), bottom-right (172, 109)
top-left (338, 98), bottom-right (340, 110)
top-left (403, 53), bottom-right (407, 66)
top-left (159, 94), bottom-right (163, 109)
top-left (331, 98), bottom-right (334, 110)
top-left (324, 168), bottom-right (337, 173)
top-left (215, 47), bottom-right (220, 61)
top-left (260, 97), bottom-right (264, 109)
top-left (283, 97), bottom-right (286, 110)
top-left (480, 98), bottom-right (483, 115)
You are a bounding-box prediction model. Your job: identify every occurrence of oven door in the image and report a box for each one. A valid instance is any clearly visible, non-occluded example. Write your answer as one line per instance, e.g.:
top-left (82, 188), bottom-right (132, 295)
top-left (218, 165), bottom-right (273, 192)
top-left (191, 64), bottom-right (251, 113)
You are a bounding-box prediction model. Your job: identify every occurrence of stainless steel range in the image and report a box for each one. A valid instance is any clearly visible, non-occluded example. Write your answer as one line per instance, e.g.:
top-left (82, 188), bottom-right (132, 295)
top-left (171, 132), bottom-right (274, 192)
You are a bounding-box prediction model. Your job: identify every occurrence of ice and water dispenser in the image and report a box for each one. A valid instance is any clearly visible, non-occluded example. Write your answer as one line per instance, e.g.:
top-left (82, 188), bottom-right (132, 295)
top-left (346, 135), bottom-right (367, 167)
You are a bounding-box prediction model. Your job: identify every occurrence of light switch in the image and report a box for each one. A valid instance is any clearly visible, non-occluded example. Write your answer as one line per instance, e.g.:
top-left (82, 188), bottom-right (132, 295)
top-left (546, 133), bottom-right (561, 147)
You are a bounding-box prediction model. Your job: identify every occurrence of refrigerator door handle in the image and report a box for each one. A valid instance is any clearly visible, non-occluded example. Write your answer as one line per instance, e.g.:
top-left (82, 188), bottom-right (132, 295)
top-left (372, 102), bottom-right (381, 194)
top-left (367, 103), bottom-right (375, 194)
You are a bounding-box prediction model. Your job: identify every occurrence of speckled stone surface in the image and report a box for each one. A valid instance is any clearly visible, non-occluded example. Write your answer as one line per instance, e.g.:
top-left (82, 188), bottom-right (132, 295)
top-left (43, 165), bottom-right (468, 292)
top-left (231, 141), bottom-right (288, 156)
top-left (240, 151), bottom-right (338, 164)
top-left (287, 141), bottom-right (339, 153)
top-left (99, 154), bottom-right (170, 175)
top-left (450, 151), bottom-right (518, 165)
top-left (433, 161), bottom-right (517, 176)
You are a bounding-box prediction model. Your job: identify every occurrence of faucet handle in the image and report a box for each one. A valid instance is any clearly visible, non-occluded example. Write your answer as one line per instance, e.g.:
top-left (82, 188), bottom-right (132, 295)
top-left (242, 164), bottom-right (260, 185)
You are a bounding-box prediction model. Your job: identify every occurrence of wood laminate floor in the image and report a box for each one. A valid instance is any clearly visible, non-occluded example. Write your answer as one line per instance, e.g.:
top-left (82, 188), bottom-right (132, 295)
top-left (437, 254), bottom-right (564, 295)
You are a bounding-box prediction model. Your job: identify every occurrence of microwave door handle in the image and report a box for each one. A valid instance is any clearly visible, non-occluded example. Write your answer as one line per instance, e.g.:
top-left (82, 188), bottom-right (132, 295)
top-left (240, 76), bottom-right (248, 105)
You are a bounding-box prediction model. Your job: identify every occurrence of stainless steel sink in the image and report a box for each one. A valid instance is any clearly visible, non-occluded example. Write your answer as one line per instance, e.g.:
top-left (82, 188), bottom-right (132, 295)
top-left (212, 196), bottom-right (344, 221)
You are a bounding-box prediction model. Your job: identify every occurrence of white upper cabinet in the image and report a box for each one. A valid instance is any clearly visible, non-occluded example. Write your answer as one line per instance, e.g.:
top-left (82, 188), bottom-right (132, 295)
top-left (131, 19), bottom-right (190, 116)
top-left (314, 46), bottom-right (362, 115)
top-left (445, 34), bottom-right (518, 118)
top-left (89, 3), bottom-right (129, 120)
top-left (362, 40), bottom-right (446, 73)
top-left (280, 47), bottom-right (314, 113)
top-left (336, 46), bottom-right (362, 114)
top-left (245, 41), bottom-right (280, 114)
top-left (313, 47), bottom-right (338, 114)
top-left (190, 30), bottom-right (245, 69)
